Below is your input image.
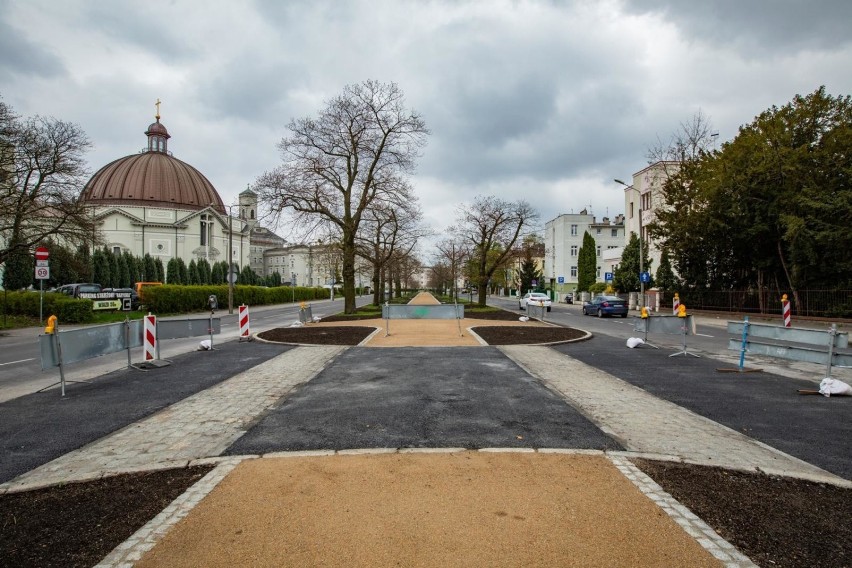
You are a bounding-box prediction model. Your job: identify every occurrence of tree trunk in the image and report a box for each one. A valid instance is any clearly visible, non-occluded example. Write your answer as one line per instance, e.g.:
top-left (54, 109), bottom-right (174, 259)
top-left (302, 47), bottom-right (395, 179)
top-left (342, 233), bottom-right (356, 314)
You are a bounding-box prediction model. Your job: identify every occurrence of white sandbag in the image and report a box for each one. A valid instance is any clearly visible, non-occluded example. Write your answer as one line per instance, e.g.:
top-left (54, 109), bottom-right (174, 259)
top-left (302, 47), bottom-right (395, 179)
top-left (198, 339), bottom-right (212, 350)
top-left (289, 321), bottom-right (304, 327)
top-left (626, 337), bottom-right (645, 349)
top-left (819, 378), bottom-right (852, 397)
top-left (518, 316), bottom-right (529, 322)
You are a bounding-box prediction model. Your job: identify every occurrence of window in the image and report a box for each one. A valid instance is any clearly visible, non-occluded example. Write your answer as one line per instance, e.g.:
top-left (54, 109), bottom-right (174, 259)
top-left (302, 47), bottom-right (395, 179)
top-left (630, 202), bottom-right (634, 218)
top-left (611, 229), bottom-right (618, 237)
top-left (200, 214), bottom-right (211, 246)
top-left (596, 246), bottom-right (601, 257)
top-left (596, 266), bottom-right (601, 278)
top-left (570, 224), bottom-right (578, 236)
top-left (570, 266), bottom-right (577, 278)
top-left (570, 245), bottom-right (578, 256)
top-left (112, 246), bottom-right (121, 255)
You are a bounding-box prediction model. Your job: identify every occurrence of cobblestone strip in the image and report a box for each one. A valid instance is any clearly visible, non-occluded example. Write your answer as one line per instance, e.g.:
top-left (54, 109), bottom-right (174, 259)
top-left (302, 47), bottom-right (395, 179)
top-left (499, 345), bottom-right (845, 483)
top-left (608, 454), bottom-right (758, 568)
top-left (1, 346), bottom-right (345, 492)
top-left (93, 458), bottom-right (245, 568)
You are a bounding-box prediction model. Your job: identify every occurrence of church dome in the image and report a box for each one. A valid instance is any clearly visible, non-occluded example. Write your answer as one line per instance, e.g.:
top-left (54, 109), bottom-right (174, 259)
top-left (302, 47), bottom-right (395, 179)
top-left (80, 115), bottom-right (225, 214)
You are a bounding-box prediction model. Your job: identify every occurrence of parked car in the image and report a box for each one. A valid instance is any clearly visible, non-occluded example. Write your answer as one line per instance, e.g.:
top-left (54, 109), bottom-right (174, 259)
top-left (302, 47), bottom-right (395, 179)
top-left (519, 292), bottom-right (552, 312)
top-left (563, 292), bottom-right (574, 304)
top-left (56, 283), bottom-right (102, 298)
top-left (582, 295), bottom-right (628, 318)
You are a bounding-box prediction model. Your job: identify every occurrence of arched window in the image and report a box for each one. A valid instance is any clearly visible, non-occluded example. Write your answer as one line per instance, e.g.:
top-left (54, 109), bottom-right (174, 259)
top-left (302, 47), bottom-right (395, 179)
top-left (250, 209), bottom-right (255, 220)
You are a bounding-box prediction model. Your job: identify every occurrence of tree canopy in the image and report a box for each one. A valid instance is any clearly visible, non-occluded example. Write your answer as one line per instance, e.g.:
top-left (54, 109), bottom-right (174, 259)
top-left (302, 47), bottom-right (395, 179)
top-left (1, 96), bottom-right (96, 269)
top-left (651, 87), bottom-right (852, 295)
top-left (451, 195), bottom-right (538, 307)
top-left (255, 80), bottom-right (429, 313)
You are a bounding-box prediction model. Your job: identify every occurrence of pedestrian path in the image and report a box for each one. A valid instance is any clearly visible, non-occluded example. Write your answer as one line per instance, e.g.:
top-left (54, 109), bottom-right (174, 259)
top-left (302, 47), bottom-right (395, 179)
top-left (0, 346), bottom-right (344, 492)
top-left (501, 345), bottom-right (849, 485)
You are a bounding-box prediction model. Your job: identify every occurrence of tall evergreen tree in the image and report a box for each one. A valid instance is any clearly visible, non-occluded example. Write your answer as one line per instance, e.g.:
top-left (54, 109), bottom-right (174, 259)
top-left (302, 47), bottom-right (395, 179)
top-left (613, 233), bottom-right (653, 293)
top-left (155, 258), bottom-right (164, 282)
top-left (177, 258), bottom-right (188, 284)
top-left (188, 259), bottom-right (200, 285)
top-left (166, 258), bottom-right (179, 284)
top-left (142, 254), bottom-right (157, 282)
top-left (107, 248), bottom-right (120, 288)
top-left (197, 258), bottom-right (211, 284)
top-left (93, 248), bottom-right (111, 286)
top-left (577, 231), bottom-right (597, 292)
top-left (654, 248), bottom-right (679, 292)
top-left (211, 261), bottom-right (223, 284)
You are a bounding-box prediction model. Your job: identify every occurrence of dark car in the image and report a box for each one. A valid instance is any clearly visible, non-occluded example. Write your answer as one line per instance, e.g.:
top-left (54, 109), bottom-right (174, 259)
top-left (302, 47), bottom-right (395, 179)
top-left (563, 292), bottom-right (574, 304)
top-left (56, 283), bottom-right (102, 298)
top-left (582, 295), bottom-right (628, 318)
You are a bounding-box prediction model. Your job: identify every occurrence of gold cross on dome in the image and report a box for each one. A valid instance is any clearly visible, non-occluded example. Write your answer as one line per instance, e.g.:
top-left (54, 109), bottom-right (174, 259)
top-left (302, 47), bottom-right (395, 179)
top-left (155, 98), bottom-right (161, 120)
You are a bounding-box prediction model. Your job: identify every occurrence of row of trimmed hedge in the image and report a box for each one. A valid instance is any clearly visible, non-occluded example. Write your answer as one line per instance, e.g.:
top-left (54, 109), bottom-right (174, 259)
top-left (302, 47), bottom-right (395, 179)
top-left (1, 285), bottom-right (334, 323)
top-left (141, 284), bottom-right (331, 313)
top-left (0, 291), bottom-right (95, 323)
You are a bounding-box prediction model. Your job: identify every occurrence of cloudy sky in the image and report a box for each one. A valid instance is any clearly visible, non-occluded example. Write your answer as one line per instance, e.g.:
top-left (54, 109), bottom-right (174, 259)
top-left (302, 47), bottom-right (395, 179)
top-left (2, 0), bottom-right (851, 254)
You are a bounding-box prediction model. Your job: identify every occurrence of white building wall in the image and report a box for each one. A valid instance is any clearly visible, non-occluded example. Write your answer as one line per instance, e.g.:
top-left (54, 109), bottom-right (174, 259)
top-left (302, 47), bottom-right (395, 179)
top-left (544, 212), bottom-right (625, 296)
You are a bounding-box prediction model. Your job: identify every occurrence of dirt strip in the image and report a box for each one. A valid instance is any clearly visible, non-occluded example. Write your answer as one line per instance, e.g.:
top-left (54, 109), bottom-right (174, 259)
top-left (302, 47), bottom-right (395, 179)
top-left (136, 452), bottom-right (722, 568)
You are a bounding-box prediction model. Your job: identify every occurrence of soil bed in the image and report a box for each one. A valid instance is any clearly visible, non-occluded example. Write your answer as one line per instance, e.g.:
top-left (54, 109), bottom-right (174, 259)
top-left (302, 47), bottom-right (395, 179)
top-left (0, 465), bottom-right (213, 568)
top-left (633, 459), bottom-right (852, 568)
top-left (257, 326), bottom-right (375, 345)
top-left (472, 325), bottom-right (585, 345)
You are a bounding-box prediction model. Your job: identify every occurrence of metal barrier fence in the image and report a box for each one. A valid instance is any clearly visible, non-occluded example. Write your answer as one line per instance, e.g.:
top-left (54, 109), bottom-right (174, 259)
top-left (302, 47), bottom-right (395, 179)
top-left (633, 315), bottom-right (698, 357)
top-left (725, 317), bottom-right (851, 377)
top-left (381, 304), bottom-right (464, 319)
top-left (39, 316), bottom-right (221, 396)
top-left (658, 289), bottom-right (852, 319)
top-left (382, 303), bottom-right (464, 338)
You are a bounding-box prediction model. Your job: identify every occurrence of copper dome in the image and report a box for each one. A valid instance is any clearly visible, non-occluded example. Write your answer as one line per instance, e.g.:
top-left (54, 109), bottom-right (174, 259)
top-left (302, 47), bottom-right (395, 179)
top-left (80, 117), bottom-right (225, 214)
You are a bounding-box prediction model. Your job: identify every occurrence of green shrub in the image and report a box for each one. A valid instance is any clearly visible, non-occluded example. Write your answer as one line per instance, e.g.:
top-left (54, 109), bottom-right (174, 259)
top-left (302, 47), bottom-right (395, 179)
top-left (141, 284), bottom-right (332, 314)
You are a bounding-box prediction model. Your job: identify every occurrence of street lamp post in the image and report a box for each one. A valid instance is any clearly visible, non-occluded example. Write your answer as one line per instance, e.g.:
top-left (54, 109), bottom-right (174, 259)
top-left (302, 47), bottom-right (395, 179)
top-left (291, 272), bottom-right (296, 303)
top-left (614, 179), bottom-right (644, 311)
top-left (228, 209), bottom-right (234, 315)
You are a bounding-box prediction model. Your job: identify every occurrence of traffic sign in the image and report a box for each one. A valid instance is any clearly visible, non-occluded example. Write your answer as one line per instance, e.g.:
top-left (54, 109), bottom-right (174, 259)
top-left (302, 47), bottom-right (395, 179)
top-left (605, 272), bottom-right (613, 281)
top-left (640, 272), bottom-right (651, 283)
top-left (557, 276), bottom-right (564, 284)
top-left (35, 246), bottom-right (49, 261)
top-left (36, 259), bottom-right (49, 267)
top-left (35, 266), bottom-right (50, 280)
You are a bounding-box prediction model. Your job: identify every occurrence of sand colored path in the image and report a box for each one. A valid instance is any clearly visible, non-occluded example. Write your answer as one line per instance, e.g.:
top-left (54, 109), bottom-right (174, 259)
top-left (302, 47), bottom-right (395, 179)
top-left (136, 452), bottom-right (722, 568)
top-left (310, 291), bottom-right (550, 347)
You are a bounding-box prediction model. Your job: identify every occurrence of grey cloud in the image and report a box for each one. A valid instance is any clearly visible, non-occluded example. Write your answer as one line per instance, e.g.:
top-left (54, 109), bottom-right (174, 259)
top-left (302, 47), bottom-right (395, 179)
top-left (624, 0), bottom-right (852, 51)
top-left (0, 14), bottom-right (65, 80)
top-left (81, 4), bottom-right (195, 62)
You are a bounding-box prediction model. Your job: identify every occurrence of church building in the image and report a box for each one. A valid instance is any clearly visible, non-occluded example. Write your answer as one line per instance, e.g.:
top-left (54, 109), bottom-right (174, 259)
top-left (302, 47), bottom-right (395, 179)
top-left (78, 107), bottom-right (251, 277)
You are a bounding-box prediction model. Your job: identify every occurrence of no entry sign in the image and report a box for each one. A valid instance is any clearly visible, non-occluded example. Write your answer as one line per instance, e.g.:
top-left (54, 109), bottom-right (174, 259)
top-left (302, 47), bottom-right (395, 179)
top-left (35, 246), bottom-right (49, 261)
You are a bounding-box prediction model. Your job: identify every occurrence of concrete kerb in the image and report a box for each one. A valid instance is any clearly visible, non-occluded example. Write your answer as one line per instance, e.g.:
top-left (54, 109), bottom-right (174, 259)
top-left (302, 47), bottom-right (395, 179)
top-left (93, 448), bottom-right (760, 568)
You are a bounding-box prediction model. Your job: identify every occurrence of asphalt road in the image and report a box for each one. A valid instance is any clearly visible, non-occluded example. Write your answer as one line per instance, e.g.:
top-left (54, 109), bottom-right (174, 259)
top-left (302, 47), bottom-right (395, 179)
top-left (1, 294), bottom-right (850, 486)
top-left (227, 346), bottom-right (621, 454)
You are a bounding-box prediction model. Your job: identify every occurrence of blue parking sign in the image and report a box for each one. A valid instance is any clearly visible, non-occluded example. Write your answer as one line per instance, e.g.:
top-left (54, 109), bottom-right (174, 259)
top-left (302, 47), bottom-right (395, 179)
top-left (605, 272), bottom-right (613, 281)
top-left (557, 276), bottom-right (564, 284)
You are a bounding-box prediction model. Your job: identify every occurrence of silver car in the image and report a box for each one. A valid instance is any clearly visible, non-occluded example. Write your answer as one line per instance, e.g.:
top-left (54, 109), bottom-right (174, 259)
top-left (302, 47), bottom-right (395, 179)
top-left (519, 292), bottom-right (552, 312)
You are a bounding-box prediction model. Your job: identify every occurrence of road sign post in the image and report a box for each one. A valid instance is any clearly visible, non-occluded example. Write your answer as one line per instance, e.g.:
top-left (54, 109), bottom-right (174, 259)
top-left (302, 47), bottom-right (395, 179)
top-left (34, 247), bottom-right (49, 324)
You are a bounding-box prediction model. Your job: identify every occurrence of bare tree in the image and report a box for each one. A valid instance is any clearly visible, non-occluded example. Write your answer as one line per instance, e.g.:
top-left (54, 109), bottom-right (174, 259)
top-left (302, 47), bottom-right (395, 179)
top-left (647, 109), bottom-right (717, 167)
top-left (451, 195), bottom-right (538, 307)
top-left (356, 187), bottom-right (427, 304)
top-left (1, 97), bottom-right (97, 271)
top-left (255, 80), bottom-right (429, 314)
top-left (432, 237), bottom-right (470, 303)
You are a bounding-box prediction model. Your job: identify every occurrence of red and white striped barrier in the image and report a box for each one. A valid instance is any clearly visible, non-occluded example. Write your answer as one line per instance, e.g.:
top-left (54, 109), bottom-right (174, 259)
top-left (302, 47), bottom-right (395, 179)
top-left (781, 294), bottom-right (791, 328)
top-left (673, 293), bottom-right (680, 316)
top-left (143, 313), bottom-right (157, 361)
top-left (239, 304), bottom-right (251, 340)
